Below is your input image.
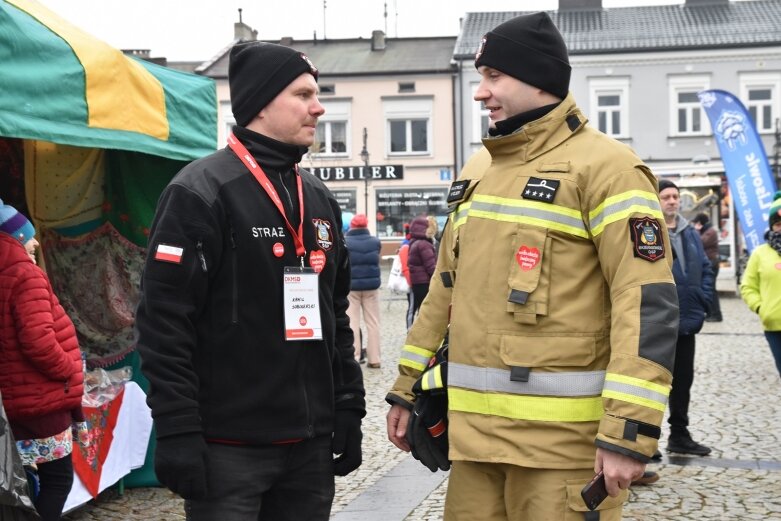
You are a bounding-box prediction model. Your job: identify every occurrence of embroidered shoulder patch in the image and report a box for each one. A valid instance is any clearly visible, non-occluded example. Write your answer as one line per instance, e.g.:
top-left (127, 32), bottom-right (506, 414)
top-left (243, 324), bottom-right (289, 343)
top-left (154, 243), bottom-right (184, 264)
top-left (522, 177), bottom-right (560, 203)
top-left (447, 180), bottom-right (471, 204)
top-left (629, 217), bottom-right (665, 262)
top-left (312, 218), bottom-right (333, 251)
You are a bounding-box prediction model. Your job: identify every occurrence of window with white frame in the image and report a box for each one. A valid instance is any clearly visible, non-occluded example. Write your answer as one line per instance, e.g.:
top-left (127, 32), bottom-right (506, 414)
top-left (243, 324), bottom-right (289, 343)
top-left (471, 82), bottom-right (490, 142)
top-left (740, 72), bottom-right (781, 134)
top-left (589, 77), bottom-right (629, 138)
top-left (383, 97), bottom-right (433, 156)
top-left (669, 75), bottom-right (710, 136)
top-left (220, 101), bottom-right (235, 144)
top-left (312, 100), bottom-right (350, 156)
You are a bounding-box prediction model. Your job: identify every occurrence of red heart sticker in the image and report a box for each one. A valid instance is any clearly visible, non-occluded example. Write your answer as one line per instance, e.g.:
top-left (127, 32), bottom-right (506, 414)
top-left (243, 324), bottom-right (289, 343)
top-left (516, 246), bottom-right (540, 271)
top-left (309, 250), bottom-right (326, 273)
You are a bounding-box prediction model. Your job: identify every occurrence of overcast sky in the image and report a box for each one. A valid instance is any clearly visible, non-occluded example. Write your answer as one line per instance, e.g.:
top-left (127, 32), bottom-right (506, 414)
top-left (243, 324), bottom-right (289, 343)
top-left (35, 0), bottom-right (740, 61)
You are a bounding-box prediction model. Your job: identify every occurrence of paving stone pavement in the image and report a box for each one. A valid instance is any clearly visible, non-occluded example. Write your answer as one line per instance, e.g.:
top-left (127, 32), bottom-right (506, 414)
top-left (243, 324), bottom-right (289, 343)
top-left (62, 280), bottom-right (781, 520)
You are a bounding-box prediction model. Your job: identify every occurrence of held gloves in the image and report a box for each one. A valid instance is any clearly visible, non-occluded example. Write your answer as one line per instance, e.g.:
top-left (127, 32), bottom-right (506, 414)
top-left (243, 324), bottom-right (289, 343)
top-left (406, 346), bottom-right (451, 473)
top-left (333, 409), bottom-right (363, 476)
top-left (154, 433), bottom-right (209, 500)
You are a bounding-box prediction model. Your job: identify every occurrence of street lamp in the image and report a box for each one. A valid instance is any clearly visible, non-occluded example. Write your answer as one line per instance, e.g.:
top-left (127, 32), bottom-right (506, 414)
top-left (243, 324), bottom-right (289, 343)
top-left (359, 127), bottom-right (369, 216)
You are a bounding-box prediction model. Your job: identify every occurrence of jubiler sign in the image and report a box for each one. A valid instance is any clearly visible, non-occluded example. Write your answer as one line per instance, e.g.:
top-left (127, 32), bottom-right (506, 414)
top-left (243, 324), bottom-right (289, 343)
top-left (308, 165), bottom-right (404, 182)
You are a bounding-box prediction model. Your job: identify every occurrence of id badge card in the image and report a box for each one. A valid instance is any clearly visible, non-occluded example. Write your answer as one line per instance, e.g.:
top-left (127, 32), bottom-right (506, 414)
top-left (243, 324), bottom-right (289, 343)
top-left (283, 266), bottom-right (322, 341)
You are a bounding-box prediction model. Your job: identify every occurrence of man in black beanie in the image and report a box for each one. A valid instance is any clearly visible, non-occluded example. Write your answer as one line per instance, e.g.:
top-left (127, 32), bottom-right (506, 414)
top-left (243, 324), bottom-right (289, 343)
top-left (387, 11), bottom-right (679, 520)
top-left (136, 41), bottom-right (365, 520)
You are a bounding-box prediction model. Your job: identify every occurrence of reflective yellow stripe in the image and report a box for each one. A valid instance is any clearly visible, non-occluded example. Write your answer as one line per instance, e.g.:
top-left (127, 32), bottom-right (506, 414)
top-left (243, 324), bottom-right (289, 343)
top-left (449, 388), bottom-right (604, 422)
top-left (10, 0), bottom-right (169, 139)
top-left (422, 365), bottom-right (444, 391)
top-left (602, 373), bottom-right (669, 412)
top-left (452, 195), bottom-right (588, 238)
top-left (604, 373), bottom-right (669, 396)
top-left (588, 190), bottom-right (662, 237)
top-left (399, 345), bottom-right (436, 372)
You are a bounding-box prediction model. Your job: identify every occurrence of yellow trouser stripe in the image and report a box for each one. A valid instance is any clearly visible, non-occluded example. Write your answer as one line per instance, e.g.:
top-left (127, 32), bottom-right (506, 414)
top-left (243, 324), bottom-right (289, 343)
top-left (449, 388), bottom-right (604, 422)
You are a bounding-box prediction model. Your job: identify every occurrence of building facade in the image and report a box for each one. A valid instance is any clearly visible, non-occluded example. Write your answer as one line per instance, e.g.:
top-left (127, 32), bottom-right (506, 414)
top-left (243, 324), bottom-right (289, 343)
top-left (453, 0), bottom-right (781, 283)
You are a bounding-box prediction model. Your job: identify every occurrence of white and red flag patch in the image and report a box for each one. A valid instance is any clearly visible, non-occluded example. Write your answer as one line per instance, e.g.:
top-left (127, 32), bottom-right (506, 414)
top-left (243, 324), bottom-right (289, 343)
top-left (154, 243), bottom-right (184, 264)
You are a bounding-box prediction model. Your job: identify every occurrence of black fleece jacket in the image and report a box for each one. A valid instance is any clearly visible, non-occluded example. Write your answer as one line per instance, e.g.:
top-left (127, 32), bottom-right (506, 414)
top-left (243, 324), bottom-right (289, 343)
top-left (136, 126), bottom-right (365, 444)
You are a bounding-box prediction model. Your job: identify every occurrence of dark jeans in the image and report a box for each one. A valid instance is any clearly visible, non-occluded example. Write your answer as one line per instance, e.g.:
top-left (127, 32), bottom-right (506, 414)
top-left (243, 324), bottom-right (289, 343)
top-left (707, 258), bottom-right (722, 319)
top-left (407, 282), bottom-right (430, 329)
top-left (34, 454), bottom-right (73, 521)
top-left (668, 334), bottom-right (696, 439)
top-left (185, 435), bottom-right (335, 521)
top-left (765, 331), bottom-right (781, 379)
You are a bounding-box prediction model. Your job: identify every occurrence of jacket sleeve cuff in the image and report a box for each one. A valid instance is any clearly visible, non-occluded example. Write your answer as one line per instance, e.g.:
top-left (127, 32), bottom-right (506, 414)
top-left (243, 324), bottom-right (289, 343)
top-left (153, 408), bottom-right (203, 439)
top-left (385, 392), bottom-right (414, 410)
top-left (335, 392), bottom-right (367, 418)
top-left (596, 414), bottom-right (659, 461)
top-left (595, 439), bottom-right (651, 464)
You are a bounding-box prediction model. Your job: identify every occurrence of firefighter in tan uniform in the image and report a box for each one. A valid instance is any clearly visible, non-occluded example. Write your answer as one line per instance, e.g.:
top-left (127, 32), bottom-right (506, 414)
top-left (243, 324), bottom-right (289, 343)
top-left (386, 12), bottom-right (678, 520)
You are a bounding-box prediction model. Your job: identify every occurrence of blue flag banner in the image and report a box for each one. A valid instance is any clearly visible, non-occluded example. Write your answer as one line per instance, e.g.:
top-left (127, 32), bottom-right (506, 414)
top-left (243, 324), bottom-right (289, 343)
top-left (698, 89), bottom-right (778, 253)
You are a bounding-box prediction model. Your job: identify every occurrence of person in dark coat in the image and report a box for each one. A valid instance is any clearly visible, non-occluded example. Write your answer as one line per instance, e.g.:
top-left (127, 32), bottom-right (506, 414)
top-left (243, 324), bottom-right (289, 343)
top-left (345, 214), bottom-right (382, 368)
top-left (659, 180), bottom-right (714, 456)
top-left (692, 212), bottom-right (722, 322)
top-left (406, 216), bottom-right (437, 328)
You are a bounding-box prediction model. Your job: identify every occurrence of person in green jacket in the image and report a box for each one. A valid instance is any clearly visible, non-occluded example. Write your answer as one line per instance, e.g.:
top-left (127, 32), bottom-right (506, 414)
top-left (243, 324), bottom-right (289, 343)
top-left (740, 190), bottom-right (781, 379)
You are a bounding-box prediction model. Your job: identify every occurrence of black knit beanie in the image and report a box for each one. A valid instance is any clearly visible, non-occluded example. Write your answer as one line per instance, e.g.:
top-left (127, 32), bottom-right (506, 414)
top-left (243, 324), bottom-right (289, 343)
top-left (229, 41), bottom-right (319, 127)
top-left (474, 12), bottom-right (570, 99)
top-left (657, 179), bottom-right (679, 193)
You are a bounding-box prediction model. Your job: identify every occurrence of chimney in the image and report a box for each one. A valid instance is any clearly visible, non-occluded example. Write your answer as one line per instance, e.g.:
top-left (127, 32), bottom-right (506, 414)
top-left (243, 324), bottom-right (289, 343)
top-left (371, 30), bottom-right (386, 51)
top-left (234, 8), bottom-right (257, 41)
top-left (558, 0), bottom-right (602, 10)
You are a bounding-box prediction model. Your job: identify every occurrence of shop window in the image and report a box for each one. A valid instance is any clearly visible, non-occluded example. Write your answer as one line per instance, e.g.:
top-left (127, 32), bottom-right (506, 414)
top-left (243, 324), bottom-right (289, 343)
top-left (375, 187), bottom-right (448, 238)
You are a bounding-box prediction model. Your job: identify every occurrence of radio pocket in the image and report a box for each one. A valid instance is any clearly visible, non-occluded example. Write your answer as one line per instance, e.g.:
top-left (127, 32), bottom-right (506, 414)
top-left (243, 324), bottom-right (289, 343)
top-left (506, 227), bottom-right (551, 324)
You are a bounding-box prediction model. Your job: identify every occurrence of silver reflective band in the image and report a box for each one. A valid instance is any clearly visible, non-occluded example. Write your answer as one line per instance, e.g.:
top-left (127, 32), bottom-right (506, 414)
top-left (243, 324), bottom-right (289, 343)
top-left (469, 200), bottom-right (587, 233)
top-left (448, 363), bottom-right (605, 397)
top-left (602, 379), bottom-right (668, 405)
top-left (589, 195), bottom-right (661, 231)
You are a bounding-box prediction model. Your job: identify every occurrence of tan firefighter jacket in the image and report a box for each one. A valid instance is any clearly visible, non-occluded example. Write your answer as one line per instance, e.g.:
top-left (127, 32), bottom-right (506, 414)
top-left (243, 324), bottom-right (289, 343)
top-left (388, 94), bottom-right (679, 469)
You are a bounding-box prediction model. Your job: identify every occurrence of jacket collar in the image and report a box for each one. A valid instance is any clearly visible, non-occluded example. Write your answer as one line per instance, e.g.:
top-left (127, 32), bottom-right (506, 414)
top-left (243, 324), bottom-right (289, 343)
top-left (481, 93), bottom-right (585, 164)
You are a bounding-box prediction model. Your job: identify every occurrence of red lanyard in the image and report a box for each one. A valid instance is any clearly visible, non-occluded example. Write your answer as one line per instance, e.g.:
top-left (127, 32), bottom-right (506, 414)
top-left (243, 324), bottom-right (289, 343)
top-left (227, 133), bottom-right (306, 258)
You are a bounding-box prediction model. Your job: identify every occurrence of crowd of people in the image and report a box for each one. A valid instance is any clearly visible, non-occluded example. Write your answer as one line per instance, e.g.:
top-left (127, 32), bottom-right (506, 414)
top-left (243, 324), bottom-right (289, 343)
top-left (3, 11), bottom-right (781, 521)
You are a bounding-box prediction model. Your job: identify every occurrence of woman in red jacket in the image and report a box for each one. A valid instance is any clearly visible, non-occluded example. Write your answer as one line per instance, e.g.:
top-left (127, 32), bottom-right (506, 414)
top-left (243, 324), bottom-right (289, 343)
top-left (0, 202), bottom-right (85, 521)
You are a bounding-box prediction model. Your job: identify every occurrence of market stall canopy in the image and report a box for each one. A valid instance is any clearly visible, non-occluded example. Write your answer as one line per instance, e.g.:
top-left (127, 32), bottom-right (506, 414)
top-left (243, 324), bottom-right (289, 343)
top-left (0, 0), bottom-right (217, 161)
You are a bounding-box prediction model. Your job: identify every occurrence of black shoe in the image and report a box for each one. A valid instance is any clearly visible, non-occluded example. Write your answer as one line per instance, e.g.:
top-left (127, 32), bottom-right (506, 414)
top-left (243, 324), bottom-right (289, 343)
top-left (667, 437), bottom-right (712, 456)
top-left (651, 449), bottom-right (662, 461)
top-left (359, 348), bottom-right (367, 363)
top-left (631, 471), bottom-right (660, 486)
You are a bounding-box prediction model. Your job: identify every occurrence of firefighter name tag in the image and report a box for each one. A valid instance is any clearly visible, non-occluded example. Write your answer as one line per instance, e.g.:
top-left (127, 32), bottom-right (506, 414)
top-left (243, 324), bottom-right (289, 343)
top-left (283, 267), bottom-right (322, 341)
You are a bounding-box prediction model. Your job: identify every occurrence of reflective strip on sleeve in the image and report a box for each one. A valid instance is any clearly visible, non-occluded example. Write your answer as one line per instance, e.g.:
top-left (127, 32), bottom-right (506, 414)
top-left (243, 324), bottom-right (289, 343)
top-left (449, 388), bottom-right (604, 422)
top-left (449, 363), bottom-right (604, 397)
top-left (602, 373), bottom-right (669, 412)
top-left (421, 365), bottom-right (445, 391)
top-left (399, 345), bottom-right (436, 371)
top-left (588, 190), bottom-right (663, 237)
top-left (452, 202), bottom-right (471, 231)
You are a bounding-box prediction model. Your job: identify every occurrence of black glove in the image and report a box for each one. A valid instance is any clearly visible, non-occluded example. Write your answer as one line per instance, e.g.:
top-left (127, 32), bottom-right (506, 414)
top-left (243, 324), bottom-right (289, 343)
top-left (154, 433), bottom-right (209, 499)
top-left (406, 390), bottom-right (450, 472)
top-left (332, 409), bottom-right (363, 476)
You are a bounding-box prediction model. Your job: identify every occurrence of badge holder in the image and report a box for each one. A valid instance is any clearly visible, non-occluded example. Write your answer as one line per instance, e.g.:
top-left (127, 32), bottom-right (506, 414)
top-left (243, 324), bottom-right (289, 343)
top-left (283, 266), bottom-right (323, 341)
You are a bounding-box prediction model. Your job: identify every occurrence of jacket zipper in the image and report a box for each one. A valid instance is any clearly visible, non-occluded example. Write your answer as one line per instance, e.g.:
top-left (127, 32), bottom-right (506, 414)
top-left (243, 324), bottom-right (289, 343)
top-left (196, 240), bottom-right (208, 273)
top-left (229, 228), bottom-right (239, 324)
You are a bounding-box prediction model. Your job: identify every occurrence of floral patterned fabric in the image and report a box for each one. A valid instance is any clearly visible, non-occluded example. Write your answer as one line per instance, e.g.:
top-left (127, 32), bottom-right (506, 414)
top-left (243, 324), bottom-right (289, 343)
top-left (40, 222), bottom-right (146, 367)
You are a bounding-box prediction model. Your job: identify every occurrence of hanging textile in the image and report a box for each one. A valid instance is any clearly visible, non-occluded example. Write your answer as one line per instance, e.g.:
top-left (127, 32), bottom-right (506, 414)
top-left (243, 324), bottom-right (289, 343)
top-left (41, 222), bottom-right (145, 366)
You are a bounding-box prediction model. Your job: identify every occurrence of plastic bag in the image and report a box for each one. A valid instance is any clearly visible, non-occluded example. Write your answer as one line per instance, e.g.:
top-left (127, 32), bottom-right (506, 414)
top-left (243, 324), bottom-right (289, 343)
top-left (0, 392), bottom-right (40, 520)
top-left (387, 255), bottom-right (409, 293)
top-left (82, 366), bottom-right (133, 407)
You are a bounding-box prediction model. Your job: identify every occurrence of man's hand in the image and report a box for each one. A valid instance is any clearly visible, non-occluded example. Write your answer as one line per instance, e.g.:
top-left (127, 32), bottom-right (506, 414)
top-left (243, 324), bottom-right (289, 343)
top-left (595, 447), bottom-right (646, 497)
top-left (154, 433), bottom-right (209, 500)
top-left (386, 404), bottom-right (411, 452)
top-left (333, 410), bottom-right (363, 476)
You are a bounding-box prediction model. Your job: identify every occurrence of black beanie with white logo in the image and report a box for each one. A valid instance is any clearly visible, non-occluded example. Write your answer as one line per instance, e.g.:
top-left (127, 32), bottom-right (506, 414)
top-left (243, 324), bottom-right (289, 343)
top-left (474, 12), bottom-right (571, 100)
top-left (229, 41), bottom-right (319, 127)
